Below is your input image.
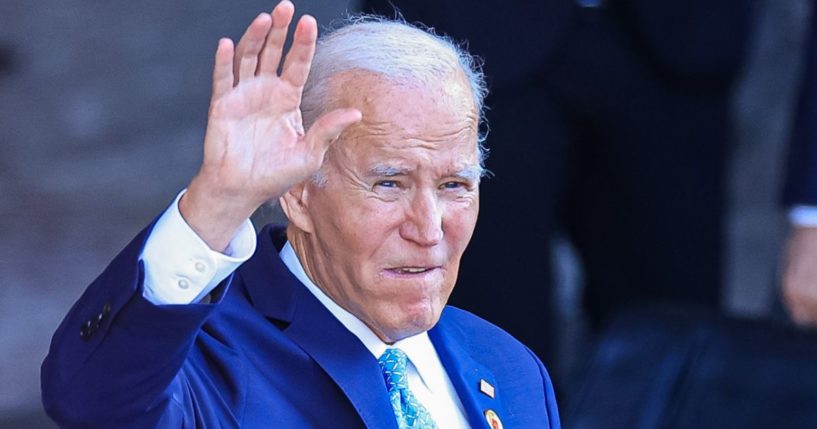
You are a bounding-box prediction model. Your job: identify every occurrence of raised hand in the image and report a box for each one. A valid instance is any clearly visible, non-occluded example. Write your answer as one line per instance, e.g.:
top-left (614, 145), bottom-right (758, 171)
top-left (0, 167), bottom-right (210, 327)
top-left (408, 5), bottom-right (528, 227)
top-left (181, 1), bottom-right (361, 251)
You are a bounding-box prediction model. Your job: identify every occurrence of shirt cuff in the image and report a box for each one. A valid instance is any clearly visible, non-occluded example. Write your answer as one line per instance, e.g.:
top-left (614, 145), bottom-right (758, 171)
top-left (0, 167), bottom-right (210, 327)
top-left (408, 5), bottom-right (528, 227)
top-left (140, 190), bottom-right (257, 305)
top-left (789, 205), bottom-right (817, 227)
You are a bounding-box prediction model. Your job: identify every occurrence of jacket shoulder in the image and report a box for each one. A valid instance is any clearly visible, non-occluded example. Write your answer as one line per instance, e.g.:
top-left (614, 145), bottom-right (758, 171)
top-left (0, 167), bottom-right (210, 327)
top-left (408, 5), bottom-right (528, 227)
top-left (438, 306), bottom-right (532, 349)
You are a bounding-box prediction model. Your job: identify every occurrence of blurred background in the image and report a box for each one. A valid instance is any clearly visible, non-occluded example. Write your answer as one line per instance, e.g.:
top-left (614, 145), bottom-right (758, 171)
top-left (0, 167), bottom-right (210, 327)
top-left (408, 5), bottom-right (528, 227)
top-left (0, 0), bottom-right (814, 427)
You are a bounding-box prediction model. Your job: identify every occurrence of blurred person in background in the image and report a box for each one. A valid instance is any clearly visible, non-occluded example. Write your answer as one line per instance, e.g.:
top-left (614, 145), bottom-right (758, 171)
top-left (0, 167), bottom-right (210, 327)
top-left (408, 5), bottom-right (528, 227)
top-left (781, 7), bottom-right (817, 329)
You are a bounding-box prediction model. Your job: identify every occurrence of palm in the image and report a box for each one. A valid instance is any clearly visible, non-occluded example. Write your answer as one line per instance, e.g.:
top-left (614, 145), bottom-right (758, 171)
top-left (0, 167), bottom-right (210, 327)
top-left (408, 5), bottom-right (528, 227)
top-left (214, 76), bottom-right (301, 129)
top-left (181, 2), bottom-right (361, 251)
top-left (199, 4), bottom-right (360, 203)
top-left (207, 75), bottom-right (310, 195)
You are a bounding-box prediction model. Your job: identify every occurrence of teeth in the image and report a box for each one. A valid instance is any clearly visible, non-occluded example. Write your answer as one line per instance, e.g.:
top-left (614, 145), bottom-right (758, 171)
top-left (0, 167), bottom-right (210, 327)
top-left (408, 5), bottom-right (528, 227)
top-left (399, 267), bottom-right (427, 273)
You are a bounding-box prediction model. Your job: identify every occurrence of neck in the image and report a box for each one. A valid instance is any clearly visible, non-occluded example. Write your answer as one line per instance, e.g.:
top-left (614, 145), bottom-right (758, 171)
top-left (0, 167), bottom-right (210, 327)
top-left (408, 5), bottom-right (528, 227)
top-left (285, 226), bottom-right (397, 344)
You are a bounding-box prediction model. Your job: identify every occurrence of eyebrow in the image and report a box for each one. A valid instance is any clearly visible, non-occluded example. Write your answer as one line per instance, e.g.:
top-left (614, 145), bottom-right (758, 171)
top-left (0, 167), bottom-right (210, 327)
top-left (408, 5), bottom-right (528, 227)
top-left (367, 164), bottom-right (484, 182)
top-left (368, 165), bottom-right (411, 177)
top-left (454, 165), bottom-right (484, 182)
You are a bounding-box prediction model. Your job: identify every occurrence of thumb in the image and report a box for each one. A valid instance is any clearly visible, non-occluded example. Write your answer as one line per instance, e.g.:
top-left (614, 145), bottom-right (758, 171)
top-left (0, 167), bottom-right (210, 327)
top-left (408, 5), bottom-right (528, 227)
top-left (305, 108), bottom-right (362, 151)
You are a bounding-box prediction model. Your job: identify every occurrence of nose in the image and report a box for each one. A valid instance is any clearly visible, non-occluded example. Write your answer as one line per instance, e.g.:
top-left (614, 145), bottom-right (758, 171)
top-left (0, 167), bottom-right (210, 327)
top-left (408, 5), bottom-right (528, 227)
top-left (400, 188), bottom-right (443, 247)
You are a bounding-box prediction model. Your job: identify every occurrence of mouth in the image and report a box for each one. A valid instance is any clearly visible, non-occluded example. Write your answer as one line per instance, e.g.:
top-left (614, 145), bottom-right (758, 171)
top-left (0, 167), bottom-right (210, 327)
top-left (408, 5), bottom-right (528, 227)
top-left (383, 266), bottom-right (442, 277)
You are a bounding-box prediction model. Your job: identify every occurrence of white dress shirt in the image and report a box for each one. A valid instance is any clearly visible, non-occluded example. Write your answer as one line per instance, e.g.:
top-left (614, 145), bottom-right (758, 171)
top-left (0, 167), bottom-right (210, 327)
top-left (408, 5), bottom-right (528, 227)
top-left (139, 191), bottom-right (471, 428)
top-left (141, 191), bottom-right (256, 305)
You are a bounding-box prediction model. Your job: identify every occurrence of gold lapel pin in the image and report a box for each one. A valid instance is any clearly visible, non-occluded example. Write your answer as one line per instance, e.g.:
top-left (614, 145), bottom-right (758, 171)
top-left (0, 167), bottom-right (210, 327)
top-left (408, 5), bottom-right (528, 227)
top-left (484, 409), bottom-right (503, 429)
top-left (479, 379), bottom-right (495, 399)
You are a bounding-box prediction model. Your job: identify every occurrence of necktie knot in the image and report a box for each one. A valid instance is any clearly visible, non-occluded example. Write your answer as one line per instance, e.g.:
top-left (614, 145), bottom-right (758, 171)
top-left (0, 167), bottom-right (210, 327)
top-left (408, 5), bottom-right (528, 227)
top-left (378, 348), bottom-right (410, 390)
top-left (377, 348), bottom-right (438, 428)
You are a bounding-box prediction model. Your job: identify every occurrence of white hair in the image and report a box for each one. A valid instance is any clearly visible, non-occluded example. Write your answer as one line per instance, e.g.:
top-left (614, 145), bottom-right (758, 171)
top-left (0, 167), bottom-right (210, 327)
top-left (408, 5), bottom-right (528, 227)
top-left (301, 14), bottom-right (489, 185)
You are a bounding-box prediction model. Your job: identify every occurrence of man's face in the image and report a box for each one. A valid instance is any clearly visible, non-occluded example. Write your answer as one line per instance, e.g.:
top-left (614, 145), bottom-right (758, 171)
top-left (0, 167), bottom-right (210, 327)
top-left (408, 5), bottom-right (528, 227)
top-left (295, 72), bottom-right (480, 342)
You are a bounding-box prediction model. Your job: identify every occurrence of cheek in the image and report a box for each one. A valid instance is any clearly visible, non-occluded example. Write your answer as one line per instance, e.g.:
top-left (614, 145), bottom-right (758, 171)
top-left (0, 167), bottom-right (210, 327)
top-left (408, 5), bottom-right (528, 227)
top-left (354, 199), bottom-right (407, 232)
top-left (336, 203), bottom-right (406, 268)
top-left (443, 202), bottom-right (479, 251)
top-left (323, 198), bottom-right (387, 242)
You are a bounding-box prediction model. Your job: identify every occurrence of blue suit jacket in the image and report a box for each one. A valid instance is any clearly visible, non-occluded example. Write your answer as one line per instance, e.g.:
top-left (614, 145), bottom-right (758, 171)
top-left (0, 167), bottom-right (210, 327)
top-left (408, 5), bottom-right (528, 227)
top-left (42, 224), bottom-right (560, 428)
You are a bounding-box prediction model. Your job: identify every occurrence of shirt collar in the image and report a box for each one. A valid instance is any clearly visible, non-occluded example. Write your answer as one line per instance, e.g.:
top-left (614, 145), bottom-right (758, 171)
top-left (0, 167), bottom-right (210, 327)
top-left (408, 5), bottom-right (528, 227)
top-left (279, 241), bottom-right (443, 393)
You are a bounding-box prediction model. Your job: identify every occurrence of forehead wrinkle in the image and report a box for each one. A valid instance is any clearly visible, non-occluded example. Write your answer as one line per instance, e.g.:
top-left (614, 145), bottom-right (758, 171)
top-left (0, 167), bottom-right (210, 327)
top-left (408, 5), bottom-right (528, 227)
top-left (436, 123), bottom-right (478, 143)
top-left (322, 143), bottom-right (369, 186)
top-left (355, 121), bottom-right (475, 145)
top-left (356, 118), bottom-right (391, 137)
top-left (347, 135), bottom-right (482, 176)
top-left (361, 125), bottom-right (479, 154)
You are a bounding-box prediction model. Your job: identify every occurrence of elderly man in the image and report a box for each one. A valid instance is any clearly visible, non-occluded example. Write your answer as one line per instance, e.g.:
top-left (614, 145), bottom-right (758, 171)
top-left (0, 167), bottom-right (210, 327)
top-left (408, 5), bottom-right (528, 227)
top-left (41, 2), bottom-right (560, 428)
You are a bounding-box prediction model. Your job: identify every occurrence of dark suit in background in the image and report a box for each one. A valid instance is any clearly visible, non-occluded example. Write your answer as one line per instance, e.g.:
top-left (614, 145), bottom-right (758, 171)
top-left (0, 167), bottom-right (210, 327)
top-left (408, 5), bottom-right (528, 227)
top-left (363, 0), bottom-right (753, 373)
top-left (786, 6), bottom-right (817, 207)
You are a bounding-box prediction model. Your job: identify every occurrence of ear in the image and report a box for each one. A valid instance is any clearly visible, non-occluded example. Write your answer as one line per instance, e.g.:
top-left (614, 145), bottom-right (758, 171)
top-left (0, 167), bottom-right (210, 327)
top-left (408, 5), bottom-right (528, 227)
top-left (279, 181), bottom-right (315, 234)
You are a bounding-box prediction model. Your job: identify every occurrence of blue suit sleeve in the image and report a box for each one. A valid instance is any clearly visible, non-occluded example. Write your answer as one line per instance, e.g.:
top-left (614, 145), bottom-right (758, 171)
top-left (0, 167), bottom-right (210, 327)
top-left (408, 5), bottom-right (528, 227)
top-left (526, 347), bottom-right (562, 429)
top-left (785, 13), bottom-right (817, 206)
top-left (40, 222), bottom-right (233, 428)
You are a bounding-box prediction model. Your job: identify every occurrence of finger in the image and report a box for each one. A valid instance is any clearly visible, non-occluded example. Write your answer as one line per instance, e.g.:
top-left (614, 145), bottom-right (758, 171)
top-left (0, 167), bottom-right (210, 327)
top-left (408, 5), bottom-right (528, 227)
top-left (258, 0), bottom-right (295, 76)
top-left (305, 108), bottom-right (363, 152)
top-left (281, 15), bottom-right (318, 88)
top-left (234, 13), bottom-right (273, 84)
top-left (212, 38), bottom-right (235, 100)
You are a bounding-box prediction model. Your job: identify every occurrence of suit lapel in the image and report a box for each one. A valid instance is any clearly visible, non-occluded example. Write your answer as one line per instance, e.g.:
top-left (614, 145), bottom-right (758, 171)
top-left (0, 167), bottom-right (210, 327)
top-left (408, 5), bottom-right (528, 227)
top-left (241, 226), bottom-right (397, 429)
top-left (284, 284), bottom-right (399, 429)
top-left (429, 313), bottom-right (509, 429)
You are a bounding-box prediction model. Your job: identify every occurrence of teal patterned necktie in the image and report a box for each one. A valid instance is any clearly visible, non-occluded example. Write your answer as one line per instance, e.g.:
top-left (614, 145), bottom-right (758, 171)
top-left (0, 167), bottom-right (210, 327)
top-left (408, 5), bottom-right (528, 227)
top-left (377, 348), bottom-right (438, 429)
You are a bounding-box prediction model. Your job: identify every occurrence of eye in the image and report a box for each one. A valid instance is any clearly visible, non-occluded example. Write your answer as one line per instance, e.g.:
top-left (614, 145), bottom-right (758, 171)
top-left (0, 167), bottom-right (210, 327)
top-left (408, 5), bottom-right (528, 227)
top-left (374, 180), bottom-right (400, 189)
top-left (440, 181), bottom-right (467, 190)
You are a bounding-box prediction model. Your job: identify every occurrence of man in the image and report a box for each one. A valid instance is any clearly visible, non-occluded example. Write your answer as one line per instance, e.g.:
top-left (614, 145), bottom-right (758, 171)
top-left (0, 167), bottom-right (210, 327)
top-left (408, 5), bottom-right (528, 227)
top-left (41, 2), bottom-right (560, 428)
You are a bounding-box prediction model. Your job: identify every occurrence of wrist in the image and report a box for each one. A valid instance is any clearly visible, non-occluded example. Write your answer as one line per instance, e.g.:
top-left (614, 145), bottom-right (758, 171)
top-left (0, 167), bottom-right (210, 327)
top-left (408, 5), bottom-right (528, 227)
top-left (180, 178), bottom-right (259, 252)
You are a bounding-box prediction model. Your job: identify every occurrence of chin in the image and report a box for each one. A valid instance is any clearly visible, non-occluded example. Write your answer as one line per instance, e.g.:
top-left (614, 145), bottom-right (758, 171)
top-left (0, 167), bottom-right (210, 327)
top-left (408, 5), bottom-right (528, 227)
top-left (384, 325), bottom-right (429, 343)
top-left (391, 306), bottom-right (442, 340)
